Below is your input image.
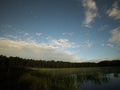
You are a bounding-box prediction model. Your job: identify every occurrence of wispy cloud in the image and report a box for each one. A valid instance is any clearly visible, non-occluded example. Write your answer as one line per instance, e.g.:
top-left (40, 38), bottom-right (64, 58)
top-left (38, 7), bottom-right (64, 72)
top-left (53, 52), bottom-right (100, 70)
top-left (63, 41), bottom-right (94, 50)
top-left (0, 24), bottom-right (13, 28)
top-left (50, 39), bottom-right (75, 48)
top-left (85, 40), bottom-right (92, 48)
top-left (107, 1), bottom-right (120, 20)
top-left (82, 0), bottom-right (98, 27)
top-left (35, 32), bottom-right (42, 36)
top-left (97, 25), bottom-right (109, 32)
top-left (0, 38), bottom-right (80, 62)
top-left (0, 24), bottom-right (16, 33)
top-left (107, 43), bottom-right (114, 48)
top-left (74, 40), bottom-right (93, 49)
top-left (4, 34), bottom-right (19, 40)
top-left (101, 43), bottom-right (114, 48)
top-left (62, 32), bottom-right (74, 36)
top-left (109, 27), bottom-right (120, 52)
top-left (109, 27), bottom-right (120, 46)
top-left (24, 33), bottom-right (29, 36)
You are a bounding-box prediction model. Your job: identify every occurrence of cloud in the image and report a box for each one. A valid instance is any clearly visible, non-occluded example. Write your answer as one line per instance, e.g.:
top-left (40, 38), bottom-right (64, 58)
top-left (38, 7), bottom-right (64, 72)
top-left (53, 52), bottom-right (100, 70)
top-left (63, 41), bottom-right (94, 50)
top-left (0, 24), bottom-right (16, 33)
top-left (107, 1), bottom-right (120, 20)
top-left (0, 24), bottom-right (13, 28)
top-left (101, 43), bottom-right (114, 48)
top-left (50, 39), bottom-right (74, 48)
top-left (35, 32), bottom-right (42, 36)
top-left (62, 32), bottom-right (74, 36)
top-left (107, 43), bottom-right (114, 48)
top-left (76, 40), bottom-right (92, 56)
top-left (4, 35), bottom-right (18, 40)
top-left (24, 33), bottom-right (29, 36)
top-left (82, 0), bottom-right (98, 27)
top-left (75, 40), bottom-right (93, 49)
top-left (109, 27), bottom-right (120, 46)
top-left (0, 38), bottom-right (80, 62)
top-left (97, 25), bottom-right (109, 32)
top-left (85, 40), bottom-right (92, 48)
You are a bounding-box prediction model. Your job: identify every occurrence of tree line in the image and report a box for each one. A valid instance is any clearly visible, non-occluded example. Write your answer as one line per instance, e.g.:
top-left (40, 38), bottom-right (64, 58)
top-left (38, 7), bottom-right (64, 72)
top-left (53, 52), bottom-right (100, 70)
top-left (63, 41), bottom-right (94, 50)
top-left (0, 55), bottom-right (120, 68)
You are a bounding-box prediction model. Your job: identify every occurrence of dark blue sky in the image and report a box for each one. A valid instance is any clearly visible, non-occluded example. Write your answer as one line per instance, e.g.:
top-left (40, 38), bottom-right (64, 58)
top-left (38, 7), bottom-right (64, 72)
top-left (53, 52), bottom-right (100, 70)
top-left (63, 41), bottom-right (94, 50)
top-left (0, 0), bottom-right (120, 62)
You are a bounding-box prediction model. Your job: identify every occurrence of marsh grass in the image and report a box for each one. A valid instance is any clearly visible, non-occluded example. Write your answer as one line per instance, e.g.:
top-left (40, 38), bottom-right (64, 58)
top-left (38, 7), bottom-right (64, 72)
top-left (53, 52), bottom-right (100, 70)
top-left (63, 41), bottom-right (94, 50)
top-left (0, 67), bottom-right (120, 90)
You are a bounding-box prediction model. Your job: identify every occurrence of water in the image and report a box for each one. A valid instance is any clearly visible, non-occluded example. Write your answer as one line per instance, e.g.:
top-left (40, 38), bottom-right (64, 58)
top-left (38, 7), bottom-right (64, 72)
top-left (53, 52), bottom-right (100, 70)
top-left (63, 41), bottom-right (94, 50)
top-left (79, 73), bottom-right (120, 90)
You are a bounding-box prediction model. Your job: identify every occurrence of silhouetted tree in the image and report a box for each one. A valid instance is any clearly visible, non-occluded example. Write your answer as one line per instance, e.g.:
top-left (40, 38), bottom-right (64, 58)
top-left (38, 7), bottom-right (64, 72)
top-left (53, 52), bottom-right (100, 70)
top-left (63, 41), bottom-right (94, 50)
top-left (0, 55), bottom-right (120, 68)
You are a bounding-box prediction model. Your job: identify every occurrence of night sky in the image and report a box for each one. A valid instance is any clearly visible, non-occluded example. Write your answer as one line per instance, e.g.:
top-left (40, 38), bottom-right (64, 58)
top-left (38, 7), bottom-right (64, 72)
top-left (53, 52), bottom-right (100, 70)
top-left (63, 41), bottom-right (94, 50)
top-left (0, 0), bottom-right (120, 62)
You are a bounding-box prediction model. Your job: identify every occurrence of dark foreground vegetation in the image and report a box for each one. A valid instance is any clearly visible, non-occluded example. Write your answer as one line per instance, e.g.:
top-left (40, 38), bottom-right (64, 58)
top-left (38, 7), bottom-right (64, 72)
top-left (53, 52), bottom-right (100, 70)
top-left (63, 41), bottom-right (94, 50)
top-left (0, 55), bottom-right (120, 90)
top-left (0, 55), bottom-right (120, 68)
top-left (0, 66), bottom-right (120, 90)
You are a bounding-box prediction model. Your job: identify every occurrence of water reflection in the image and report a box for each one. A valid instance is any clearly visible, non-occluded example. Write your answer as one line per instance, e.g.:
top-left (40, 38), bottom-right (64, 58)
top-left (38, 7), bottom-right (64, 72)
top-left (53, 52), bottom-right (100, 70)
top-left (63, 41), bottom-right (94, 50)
top-left (80, 73), bottom-right (120, 90)
top-left (19, 72), bottom-right (120, 90)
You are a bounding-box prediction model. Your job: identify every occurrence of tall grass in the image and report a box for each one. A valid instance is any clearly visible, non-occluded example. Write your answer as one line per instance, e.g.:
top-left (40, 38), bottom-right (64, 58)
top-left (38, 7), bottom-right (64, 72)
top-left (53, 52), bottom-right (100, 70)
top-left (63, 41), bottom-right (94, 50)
top-left (0, 67), bottom-right (120, 90)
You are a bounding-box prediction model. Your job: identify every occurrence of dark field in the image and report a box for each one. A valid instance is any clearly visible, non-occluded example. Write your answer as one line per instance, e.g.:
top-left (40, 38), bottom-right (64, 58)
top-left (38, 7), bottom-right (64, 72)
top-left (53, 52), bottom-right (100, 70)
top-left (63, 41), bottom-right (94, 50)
top-left (0, 67), bottom-right (120, 90)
